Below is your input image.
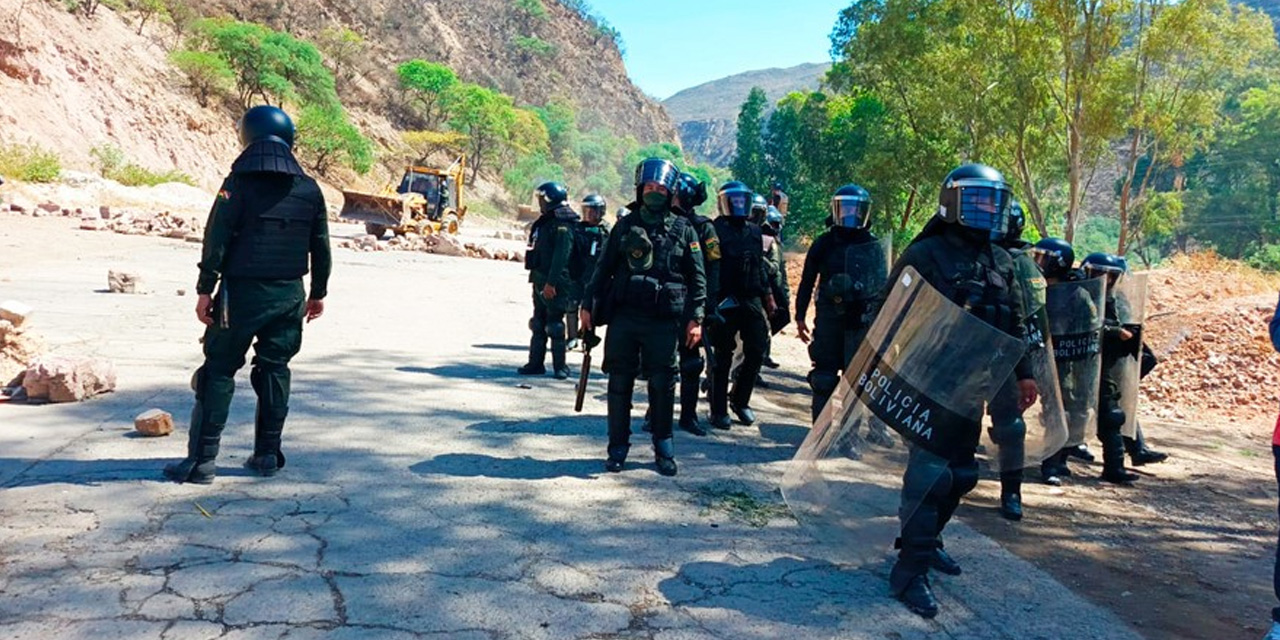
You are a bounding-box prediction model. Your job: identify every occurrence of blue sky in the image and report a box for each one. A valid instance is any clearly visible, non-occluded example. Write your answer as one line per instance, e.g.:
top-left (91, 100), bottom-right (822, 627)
top-left (588, 0), bottom-right (850, 100)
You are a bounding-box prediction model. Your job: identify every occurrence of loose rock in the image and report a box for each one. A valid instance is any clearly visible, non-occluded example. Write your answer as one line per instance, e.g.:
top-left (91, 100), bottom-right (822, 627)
top-left (22, 356), bottom-right (117, 403)
top-left (107, 270), bottom-right (145, 294)
top-left (134, 409), bottom-right (174, 437)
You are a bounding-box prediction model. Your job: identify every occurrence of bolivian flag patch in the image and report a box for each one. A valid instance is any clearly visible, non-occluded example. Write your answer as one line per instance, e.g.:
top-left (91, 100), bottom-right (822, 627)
top-left (704, 236), bottom-right (721, 261)
top-left (217, 189), bottom-right (232, 201)
top-left (689, 240), bottom-right (701, 253)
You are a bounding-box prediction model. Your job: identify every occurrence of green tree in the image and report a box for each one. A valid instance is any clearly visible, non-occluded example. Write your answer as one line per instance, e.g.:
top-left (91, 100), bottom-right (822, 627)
top-left (295, 105), bottom-right (374, 175)
top-left (316, 26), bottom-right (366, 83)
top-left (169, 50), bottom-right (233, 107)
top-left (447, 83), bottom-right (517, 184)
top-left (187, 19), bottom-right (338, 109)
top-left (396, 59), bottom-right (459, 129)
top-left (730, 87), bottom-right (768, 191)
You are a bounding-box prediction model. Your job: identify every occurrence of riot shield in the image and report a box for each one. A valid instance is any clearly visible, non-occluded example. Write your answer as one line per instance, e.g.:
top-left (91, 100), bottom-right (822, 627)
top-left (782, 267), bottom-right (1025, 565)
top-left (1110, 273), bottom-right (1148, 438)
top-left (982, 252), bottom-right (1069, 471)
top-left (1045, 278), bottom-right (1105, 448)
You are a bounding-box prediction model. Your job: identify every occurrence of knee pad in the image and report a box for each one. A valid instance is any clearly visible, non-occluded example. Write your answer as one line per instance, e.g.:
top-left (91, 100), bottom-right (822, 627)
top-left (901, 457), bottom-right (954, 506)
top-left (528, 316), bottom-right (546, 333)
top-left (680, 354), bottom-right (705, 377)
top-left (1100, 405), bottom-right (1126, 432)
top-left (809, 370), bottom-right (840, 396)
top-left (990, 417), bottom-right (1027, 446)
top-left (546, 319), bottom-right (567, 341)
top-left (250, 362), bottom-right (291, 408)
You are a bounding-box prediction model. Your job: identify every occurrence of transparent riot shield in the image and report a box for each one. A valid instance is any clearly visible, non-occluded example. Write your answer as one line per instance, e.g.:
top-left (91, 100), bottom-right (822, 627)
top-left (982, 253), bottom-right (1069, 471)
top-left (782, 267), bottom-right (1025, 565)
top-left (1110, 273), bottom-right (1148, 438)
top-left (844, 236), bottom-right (892, 301)
top-left (1046, 278), bottom-right (1105, 448)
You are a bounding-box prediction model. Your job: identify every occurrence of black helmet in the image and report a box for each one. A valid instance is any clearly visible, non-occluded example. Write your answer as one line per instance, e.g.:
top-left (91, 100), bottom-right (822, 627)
top-left (1080, 252), bottom-right (1129, 284)
top-left (1031, 238), bottom-right (1075, 279)
top-left (674, 173), bottom-right (707, 212)
top-left (937, 163), bottom-right (1012, 235)
top-left (719, 180), bottom-right (748, 193)
top-left (764, 206), bottom-right (784, 235)
top-left (581, 193), bottom-right (606, 224)
top-left (1006, 199), bottom-right (1026, 243)
top-left (717, 182), bottom-right (754, 218)
top-left (634, 157), bottom-right (679, 204)
top-left (750, 193), bottom-right (769, 224)
top-left (831, 184), bottom-right (872, 229)
top-left (535, 181), bottom-right (569, 214)
top-left (238, 105), bottom-right (295, 149)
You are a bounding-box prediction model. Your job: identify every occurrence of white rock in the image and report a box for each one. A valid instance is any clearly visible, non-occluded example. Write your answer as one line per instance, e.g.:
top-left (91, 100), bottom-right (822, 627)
top-left (0, 300), bottom-right (33, 327)
top-left (22, 356), bottom-right (117, 403)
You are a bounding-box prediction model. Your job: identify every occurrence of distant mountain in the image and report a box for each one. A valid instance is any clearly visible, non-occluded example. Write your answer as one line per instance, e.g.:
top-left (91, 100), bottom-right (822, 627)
top-left (664, 62), bottom-right (830, 167)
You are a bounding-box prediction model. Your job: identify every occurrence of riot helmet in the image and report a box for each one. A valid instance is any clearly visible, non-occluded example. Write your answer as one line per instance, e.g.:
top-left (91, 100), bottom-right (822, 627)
top-left (1007, 199), bottom-right (1026, 243)
top-left (1080, 252), bottom-right (1129, 287)
top-left (581, 194), bottom-right (606, 225)
top-left (764, 206), bottom-right (784, 236)
top-left (1031, 238), bottom-right (1075, 280)
top-left (830, 184), bottom-right (872, 229)
top-left (674, 172), bottom-right (707, 213)
top-left (535, 181), bottom-right (569, 215)
top-left (238, 105), bottom-right (295, 149)
top-left (750, 193), bottom-right (769, 224)
top-left (634, 157), bottom-right (679, 208)
top-left (717, 182), bottom-right (754, 219)
top-left (936, 163), bottom-right (1012, 236)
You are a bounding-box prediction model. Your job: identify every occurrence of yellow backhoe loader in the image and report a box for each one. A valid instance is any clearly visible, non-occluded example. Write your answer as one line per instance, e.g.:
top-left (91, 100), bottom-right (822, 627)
top-left (339, 156), bottom-right (467, 238)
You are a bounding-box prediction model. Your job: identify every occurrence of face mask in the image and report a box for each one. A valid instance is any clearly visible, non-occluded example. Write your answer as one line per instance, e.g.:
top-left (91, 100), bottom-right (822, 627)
top-left (643, 192), bottom-right (667, 211)
top-left (640, 208), bottom-right (665, 225)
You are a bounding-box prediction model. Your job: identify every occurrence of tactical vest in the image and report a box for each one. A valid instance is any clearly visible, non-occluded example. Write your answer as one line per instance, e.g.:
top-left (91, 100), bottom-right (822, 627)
top-left (530, 209), bottom-right (577, 275)
top-left (921, 236), bottom-right (1019, 335)
top-left (572, 222), bottom-right (608, 281)
top-left (224, 174), bottom-right (322, 280)
top-left (816, 236), bottom-right (885, 316)
top-left (714, 219), bottom-right (766, 299)
top-left (612, 214), bottom-right (690, 319)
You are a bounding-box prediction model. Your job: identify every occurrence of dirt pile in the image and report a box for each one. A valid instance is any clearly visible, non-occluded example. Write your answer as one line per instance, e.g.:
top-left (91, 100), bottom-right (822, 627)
top-left (1142, 253), bottom-right (1280, 422)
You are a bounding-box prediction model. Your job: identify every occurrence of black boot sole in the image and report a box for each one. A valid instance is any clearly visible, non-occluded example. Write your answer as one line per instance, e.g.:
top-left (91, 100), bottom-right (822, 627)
top-left (163, 466), bottom-right (214, 485)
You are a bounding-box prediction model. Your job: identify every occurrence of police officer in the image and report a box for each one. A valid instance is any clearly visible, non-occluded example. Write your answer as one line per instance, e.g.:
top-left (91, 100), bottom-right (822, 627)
top-left (761, 206), bottom-right (790, 369)
top-left (1127, 347), bottom-right (1169, 465)
top-left (988, 201), bottom-right (1042, 521)
top-left (795, 184), bottom-right (885, 421)
top-left (164, 105), bottom-right (331, 484)
top-left (520, 182), bottom-right (580, 380)
top-left (1031, 237), bottom-right (1087, 484)
top-left (671, 173), bottom-right (720, 436)
top-left (708, 182), bottom-right (774, 429)
top-left (580, 158), bottom-right (707, 476)
top-left (884, 164), bottom-right (1037, 618)
top-left (567, 194), bottom-right (610, 350)
top-left (1081, 252), bottom-right (1141, 484)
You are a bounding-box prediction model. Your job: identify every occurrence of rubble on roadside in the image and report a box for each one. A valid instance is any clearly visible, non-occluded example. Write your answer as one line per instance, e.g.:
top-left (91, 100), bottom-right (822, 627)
top-left (6, 200), bottom-right (203, 239)
top-left (336, 232), bottom-right (524, 263)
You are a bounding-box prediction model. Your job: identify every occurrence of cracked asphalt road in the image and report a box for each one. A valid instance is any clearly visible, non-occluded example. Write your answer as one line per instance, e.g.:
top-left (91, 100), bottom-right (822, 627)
top-left (0, 216), bottom-right (1143, 639)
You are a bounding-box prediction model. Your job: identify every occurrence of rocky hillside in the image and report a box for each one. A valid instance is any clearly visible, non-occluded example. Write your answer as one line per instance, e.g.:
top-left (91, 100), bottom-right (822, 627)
top-left (664, 62), bottom-right (830, 166)
top-left (0, 0), bottom-right (676, 193)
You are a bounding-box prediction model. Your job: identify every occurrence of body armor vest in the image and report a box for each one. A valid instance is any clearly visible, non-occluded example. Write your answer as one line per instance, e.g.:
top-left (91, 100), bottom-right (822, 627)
top-left (224, 174), bottom-right (321, 280)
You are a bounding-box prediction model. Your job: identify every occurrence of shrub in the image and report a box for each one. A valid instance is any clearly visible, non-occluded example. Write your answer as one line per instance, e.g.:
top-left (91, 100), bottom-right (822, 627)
top-left (0, 143), bottom-right (62, 182)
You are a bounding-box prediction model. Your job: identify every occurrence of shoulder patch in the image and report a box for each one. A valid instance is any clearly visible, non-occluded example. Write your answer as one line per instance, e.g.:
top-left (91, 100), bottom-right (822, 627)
top-left (217, 189), bottom-right (232, 201)
top-left (689, 240), bottom-right (701, 253)
top-left (704, 236), bottom-right (721, 261)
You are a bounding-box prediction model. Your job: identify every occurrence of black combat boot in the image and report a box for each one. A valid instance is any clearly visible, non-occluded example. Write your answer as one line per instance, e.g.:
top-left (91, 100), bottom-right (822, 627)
top-left (1125, 425), bottom-right (1168, 466)
top-left (1067, 443), bottom-right (1095, 462)
top-left (604, 375), bottom-right (635, 472)
top-left (1101, 435), bottom-right (1139, 484)
top-left (890, 564), bottom-right (939, 619)
top-left (678, 368), bottom-right (707, 436)
top-left (931, 543), bottom-right (962, 576)
top-left (654, 437), bottom-right (677, 476)
top-left (164, 368), bottom-right (231, 485)
top-left (551, 339), bottom-right (571, 380)
top-left (244, 365), bottom-right (288, 477)
top-left (999, 471), bottom-right (1023, 521)
top-left (518, 329), bottom-right (547, 375)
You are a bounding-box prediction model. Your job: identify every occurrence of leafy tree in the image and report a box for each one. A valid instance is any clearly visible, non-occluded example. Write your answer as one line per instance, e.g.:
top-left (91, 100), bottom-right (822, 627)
top-left (169, 50), bottom-right (233, 107)
top-left (128, 0), bottom-right (166, 35)
top-left (447, 83), bottom-right (517, 184)
top-left (186, 19), bottom-right (337, 109)
top-left (396, 59), bottom-right (458, 129)
top-left (316, 26), bottom-right (366, 83)
top-left (400, 130), bottom-right (467, 161)
top-left (730, 87), bottom-right (768, 191)
top-left (295, 105), bottom-right (374, 175)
